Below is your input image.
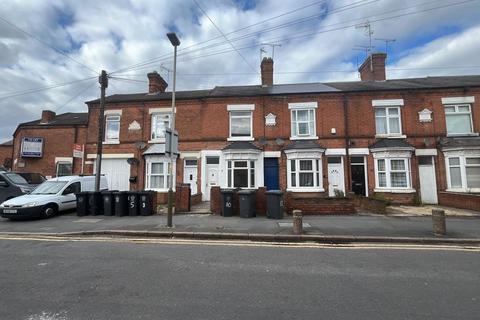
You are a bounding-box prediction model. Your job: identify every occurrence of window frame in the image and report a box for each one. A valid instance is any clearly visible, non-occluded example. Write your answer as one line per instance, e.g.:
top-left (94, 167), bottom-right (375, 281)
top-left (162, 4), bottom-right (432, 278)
top-left (446, 155), bottom-right (480, 193)
top-left (56, 161), bottom-right (73, 177)
top-left (287, 158), bottom-right (322, 191)
top-left (228, 111), bottom-right (253, 140)
top-left (145, 156), bottom-right (175, 191)
top-left (226, 160), bottom-right (255, 189)
top-left (374, 158), bottom-right (412, 190)
top-left (444, 104), bottom-right (474, 136)
top-left (104, 114), bottom-right (121, 143)
top-left (150, 112), bottom-right (171, 141)
top-left (289, 102), bottom-right (318, 140)
top-left (374, 106), bottom-right (403, 137)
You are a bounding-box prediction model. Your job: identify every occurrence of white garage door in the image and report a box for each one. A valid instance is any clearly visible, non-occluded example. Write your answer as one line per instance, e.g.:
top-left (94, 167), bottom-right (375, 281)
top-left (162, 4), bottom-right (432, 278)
top-left (94, 158), bottom-right (131, 191)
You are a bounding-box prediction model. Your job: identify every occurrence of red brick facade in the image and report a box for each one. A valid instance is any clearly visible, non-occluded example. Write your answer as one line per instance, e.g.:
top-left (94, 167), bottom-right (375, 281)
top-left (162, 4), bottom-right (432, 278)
top-left (7, 55), bottom-right (480, 211)
top-left (0, 142), bottom-right (13, 169)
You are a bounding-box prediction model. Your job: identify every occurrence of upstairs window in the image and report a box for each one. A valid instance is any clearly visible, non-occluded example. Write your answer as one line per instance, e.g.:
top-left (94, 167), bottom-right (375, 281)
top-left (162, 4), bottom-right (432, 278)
top-left (105, 115), bottom-right (120, 142)
top-left (227, 105), bottom-right (255, 141)
top-left (289, 102), bottom-right (317, 139)
top-left (375, 107), bottom-right (401, 135)
top-left (151, 113), bottom-right (171, 140)
top-left (291, 109), bottom-right (315, 137)
top-left (444, 104), bottom-right (473, 135)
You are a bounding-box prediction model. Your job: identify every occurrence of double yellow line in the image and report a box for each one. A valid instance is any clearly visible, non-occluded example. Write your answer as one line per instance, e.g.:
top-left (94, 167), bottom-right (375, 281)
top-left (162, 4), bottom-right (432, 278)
top-left (0, 234), bottom-right (479, 252)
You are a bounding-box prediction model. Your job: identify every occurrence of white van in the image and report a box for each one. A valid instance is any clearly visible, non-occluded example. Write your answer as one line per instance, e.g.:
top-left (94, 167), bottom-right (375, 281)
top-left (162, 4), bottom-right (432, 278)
top-left (0, 175), bottom-right (108, 220)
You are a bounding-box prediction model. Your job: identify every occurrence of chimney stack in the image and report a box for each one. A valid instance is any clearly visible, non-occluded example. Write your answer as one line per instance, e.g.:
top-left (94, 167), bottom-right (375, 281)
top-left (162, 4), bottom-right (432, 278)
top-left (358, 53), bottom-right (387, 81)
top-left (147, 71), bottom-right (168, 93)
top-left (40, 110), bottom-right (56, 124)
top-left (261, 57), bottom-right (274, 86)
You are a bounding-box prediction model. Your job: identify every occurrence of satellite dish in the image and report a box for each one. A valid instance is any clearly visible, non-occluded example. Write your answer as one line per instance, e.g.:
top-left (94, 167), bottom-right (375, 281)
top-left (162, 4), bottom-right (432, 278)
top-left (134, 141), bottom-right (147, 150)
top-left (275, 138), bottom-right (285, 146)
top-left (258, 137), bottom-right (268, 146)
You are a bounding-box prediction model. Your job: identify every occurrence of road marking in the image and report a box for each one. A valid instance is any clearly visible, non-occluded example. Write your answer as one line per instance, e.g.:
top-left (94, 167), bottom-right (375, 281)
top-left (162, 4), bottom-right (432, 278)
top-left (73, 219), bottom-right (103, 223)
top-left (0, 234), bottom-right (478, 251)
top-left (278, 222), bottom-right (312, 228)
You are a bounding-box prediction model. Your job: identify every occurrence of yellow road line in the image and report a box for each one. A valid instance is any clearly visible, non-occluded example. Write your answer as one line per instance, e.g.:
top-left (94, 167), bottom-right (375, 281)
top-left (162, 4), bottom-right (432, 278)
top-left (0, 235), bottom-right (479, 252)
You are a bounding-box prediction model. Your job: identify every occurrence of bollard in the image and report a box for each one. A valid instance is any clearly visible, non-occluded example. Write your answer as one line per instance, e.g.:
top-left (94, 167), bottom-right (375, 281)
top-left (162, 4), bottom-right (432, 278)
top-left (432, 209), bottom-right (446, 236)
top-left (292, 209), bottom-right (303, 235)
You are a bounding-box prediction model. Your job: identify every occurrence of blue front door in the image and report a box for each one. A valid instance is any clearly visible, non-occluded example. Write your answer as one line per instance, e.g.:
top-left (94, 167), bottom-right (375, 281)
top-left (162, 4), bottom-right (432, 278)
top-left (264, 158), bottom-right (279, 190)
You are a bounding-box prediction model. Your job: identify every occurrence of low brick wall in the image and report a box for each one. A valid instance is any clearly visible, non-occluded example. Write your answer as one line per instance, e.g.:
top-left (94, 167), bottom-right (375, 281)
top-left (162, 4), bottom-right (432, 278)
top-left (353, 196), bottom-right (388, 214)
top-left (372, 192), bottom-right (416, 205)
top-left (191, 193), bottom-right (202, 206)
top-left (284, 192), bottom-right (355, 215)
top-left (438, 192), bottom-right (480, 211)
top-left (155, 192), bottom-right (169, 205)
top-left (255, 187), bottom-right (266, 216)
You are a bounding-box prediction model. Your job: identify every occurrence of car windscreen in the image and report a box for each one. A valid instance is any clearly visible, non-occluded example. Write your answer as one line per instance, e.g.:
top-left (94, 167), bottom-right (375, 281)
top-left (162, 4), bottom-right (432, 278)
top-left (17, 173), bottom-right (46, 184)
top-left (4, 173), bottom-right (29, 185)
top-left (31, 181), bottom-right (68, 194)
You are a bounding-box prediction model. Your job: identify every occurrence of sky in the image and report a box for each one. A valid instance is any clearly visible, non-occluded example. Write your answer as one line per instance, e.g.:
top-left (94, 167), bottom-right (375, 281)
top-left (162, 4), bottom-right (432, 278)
top-left (1, 0), bottom-right (480, 142)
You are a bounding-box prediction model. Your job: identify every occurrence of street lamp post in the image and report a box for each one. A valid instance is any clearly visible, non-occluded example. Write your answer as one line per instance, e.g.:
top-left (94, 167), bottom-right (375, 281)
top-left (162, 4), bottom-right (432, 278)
top-left (166, 32), bottom-right (180, 228)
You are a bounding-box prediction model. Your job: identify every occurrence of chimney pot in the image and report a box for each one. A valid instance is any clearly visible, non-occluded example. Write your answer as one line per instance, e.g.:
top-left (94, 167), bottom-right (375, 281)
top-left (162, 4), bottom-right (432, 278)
top-left (147, 71), bottom-right (168, 93)
top-left (261, 57), bottom-right (274, 86)
top-left (40, 110), bottom-right (56, 124)
top-left (358, 53), bottom-right (387, 81)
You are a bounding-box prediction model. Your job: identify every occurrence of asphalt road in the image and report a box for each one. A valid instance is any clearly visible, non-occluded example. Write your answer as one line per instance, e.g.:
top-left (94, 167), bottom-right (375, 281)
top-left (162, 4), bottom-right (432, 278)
top-left (0, 238), bottom-right (479, 320)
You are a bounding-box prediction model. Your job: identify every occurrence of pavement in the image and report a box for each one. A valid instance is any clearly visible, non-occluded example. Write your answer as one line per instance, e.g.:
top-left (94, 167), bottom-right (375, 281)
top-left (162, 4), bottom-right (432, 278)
top-left (1, 209), bottom-right (480, 245)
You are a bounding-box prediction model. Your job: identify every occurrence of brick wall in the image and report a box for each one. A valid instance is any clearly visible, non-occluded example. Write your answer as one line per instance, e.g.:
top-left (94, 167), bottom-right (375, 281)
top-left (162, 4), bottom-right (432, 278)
top-left (284, 192), bottom-right (356, 215)
top-left (0, 145), bottom-right (12, 168)
top-left (438, 192), bottom-right (480, 211)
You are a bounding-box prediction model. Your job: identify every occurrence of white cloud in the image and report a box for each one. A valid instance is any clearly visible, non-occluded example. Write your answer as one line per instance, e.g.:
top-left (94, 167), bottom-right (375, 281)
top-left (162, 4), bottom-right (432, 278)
top-left (0, 0), bottom-right (479, 141)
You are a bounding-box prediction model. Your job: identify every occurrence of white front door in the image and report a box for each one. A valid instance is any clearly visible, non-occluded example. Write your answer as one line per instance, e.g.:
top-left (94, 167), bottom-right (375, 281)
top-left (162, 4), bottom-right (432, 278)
top-left (327, 156), bottom-right (345, 197)
top-left (204, 156), bottom-right (220, 201)
top-left (183, 160), bottom-right (198, 195)
top-left (419, 156), bottom-right (438, 204)
top-left (94, 158), bottom-right (131, 191)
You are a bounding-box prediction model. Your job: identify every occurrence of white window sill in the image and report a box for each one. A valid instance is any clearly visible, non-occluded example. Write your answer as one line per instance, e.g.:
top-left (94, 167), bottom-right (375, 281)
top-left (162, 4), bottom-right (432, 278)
top-left (103, 141), bottom-right (120, 145)
top-left (227, 137), bottom-right (254, 141)
top-left (290, 136), bottom-right (319, 141)
top-left (374, 134), bottom-right (406, 139)
top-left (374, 188), bottom-right (416, 193)
top-left (446, 133), bottom-right (479, 137)
top-left (446, 188), bottom-right (480, 193)
top-left (286, 187), bottom-right (325, 193)
top-left (148, 139), bottom-right (166, 144)
top-left (145, 188), bottom-right (169, 192)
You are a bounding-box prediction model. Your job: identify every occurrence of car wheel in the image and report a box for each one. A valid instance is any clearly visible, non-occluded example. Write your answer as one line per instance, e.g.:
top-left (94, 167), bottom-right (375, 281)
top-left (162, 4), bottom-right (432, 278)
top-left (41, 204), bottom-right (57, 218)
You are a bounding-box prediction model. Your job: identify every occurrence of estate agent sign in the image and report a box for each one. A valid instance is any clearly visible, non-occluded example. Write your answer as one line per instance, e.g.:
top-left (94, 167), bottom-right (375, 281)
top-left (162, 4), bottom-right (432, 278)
top-left (21, 137), bottom-right (44, 158)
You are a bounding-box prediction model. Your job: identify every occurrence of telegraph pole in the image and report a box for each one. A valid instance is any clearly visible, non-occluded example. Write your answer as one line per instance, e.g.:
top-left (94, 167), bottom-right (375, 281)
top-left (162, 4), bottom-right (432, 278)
top-left (95, 70), bottom-right (108, 191)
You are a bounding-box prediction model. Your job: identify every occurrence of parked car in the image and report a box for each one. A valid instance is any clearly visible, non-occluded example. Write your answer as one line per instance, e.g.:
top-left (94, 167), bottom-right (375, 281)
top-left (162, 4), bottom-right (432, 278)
top-left (0, 175), bottom-right (108, 220)
top-left (0, 171), bottom-right (37, 204)
top-left (15, 172), bottom-right (46, 186)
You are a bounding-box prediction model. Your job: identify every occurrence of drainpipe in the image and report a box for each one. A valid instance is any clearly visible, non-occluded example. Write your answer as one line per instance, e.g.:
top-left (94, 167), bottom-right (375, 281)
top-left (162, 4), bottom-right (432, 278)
top-left (343, 94), bottom-right (351, 194)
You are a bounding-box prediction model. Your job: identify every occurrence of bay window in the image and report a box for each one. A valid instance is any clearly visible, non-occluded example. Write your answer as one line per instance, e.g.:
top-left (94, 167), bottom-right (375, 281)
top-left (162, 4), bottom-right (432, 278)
top-left (227, 160), bottom-right (255, 188)
top-left (375, 158), bottom-right (411, 190)
top-left (446, 155), bottom-right (480, 192)
top-left (151, 113), bottom-right (170, 140)
top-left (444, 104), bottom-right (473, 135)
top-left (288, 159), bottom-right (321, 189)
top-left (145, 156), bottom-right (174, 191)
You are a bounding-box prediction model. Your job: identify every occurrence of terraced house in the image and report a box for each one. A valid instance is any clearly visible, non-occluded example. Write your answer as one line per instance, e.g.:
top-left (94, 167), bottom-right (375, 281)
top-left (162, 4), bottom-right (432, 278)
top-left (12, 53), bottom-right (480, 210)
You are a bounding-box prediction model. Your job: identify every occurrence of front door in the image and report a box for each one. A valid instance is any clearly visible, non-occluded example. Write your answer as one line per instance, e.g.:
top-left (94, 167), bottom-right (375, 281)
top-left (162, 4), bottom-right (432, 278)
top-left (418, 156), bottom-right (438, 204)
top-left (264, 158), bottom-right (279, 190)
top-left (204, 156), bottom-right (219, 201)
top-left (351, 156), bottom-right (366, 196)
top-left (327, 156), bottom-right (345, 197)
top-left (183, 159), bottom-right (198, 195)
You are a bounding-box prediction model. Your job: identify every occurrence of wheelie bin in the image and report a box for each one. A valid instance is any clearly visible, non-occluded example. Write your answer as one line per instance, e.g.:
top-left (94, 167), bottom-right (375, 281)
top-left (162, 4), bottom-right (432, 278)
top-left (266, 190), bottom-right (284, 219)
top-left (113, 191), bottom-right (128, 216)
top-left (220, 189), bottom-right (235, 217)
top-left (238, 189), bottom-right (256, 218)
